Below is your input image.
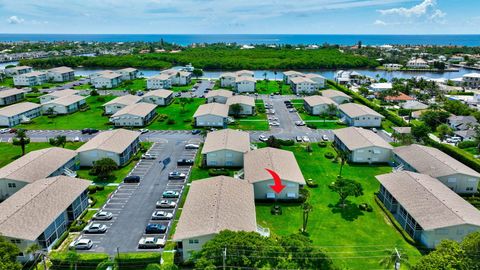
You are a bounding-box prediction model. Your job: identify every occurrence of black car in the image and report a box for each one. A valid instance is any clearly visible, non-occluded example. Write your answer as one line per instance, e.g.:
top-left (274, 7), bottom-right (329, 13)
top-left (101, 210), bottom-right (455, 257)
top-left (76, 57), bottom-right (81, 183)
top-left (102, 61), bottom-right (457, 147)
top-left (283, 100), bottom-right (291, 104)
top-left (81, 128), bottom-right (99, 135)
top-left (191, 129), bottom-right (201, 135)
top-left (145, 223), bottom-right (167, 234)
top-left (286, 104), bottom-right (294, 109)
top-left (124, 175), bottom-right (140, 183)
top-left (177, 159), bottom-right (194, 166)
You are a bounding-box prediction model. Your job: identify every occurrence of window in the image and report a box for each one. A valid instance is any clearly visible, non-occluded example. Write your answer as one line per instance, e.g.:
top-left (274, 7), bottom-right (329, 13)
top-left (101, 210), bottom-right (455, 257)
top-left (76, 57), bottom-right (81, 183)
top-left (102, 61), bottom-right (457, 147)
top-left (7, 183), bottom-right (16, 188)
top-left (287, 193), bottom-right (296, 198)
top-left (189, 239), bottom-right (199, 244)
top-left (225, 153), bottom-right (233, 157)
top-left (466, 187), bottom-right (474, 191)
top-left (266, 193), bottom-right (275, 199)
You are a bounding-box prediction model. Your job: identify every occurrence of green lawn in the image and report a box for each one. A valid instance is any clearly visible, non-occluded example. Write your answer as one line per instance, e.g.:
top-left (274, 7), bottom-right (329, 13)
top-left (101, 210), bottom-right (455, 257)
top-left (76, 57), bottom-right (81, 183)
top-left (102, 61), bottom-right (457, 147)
top-left (17, 95), bottom-right (115, 130)
top-left (148, 98), bottom-right (204, 130)
top-left (256, 80), bottom-right (292, 95)
top-left (110, 78), bottom-right (147, 91)
top-left (229, 100), bottom-right (269, 131)
top-left (0, 78), bottom-right (14, 87)
top-left (189, 146), bottom-right (238, 181)
top-left (255, 143), bottom-right (422, 269)
top-left (291, 102), bottom-right (345, 129)
top-left (73, 83), bottom-right (93, 90)
top-left (89, 186), bottom-right (117, 208)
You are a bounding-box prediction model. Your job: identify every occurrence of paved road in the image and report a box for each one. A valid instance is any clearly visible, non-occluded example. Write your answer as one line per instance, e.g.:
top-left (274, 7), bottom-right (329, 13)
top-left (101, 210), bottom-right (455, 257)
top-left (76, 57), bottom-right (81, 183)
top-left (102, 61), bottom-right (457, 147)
top-left (192, 80), bottom-right (215, 98)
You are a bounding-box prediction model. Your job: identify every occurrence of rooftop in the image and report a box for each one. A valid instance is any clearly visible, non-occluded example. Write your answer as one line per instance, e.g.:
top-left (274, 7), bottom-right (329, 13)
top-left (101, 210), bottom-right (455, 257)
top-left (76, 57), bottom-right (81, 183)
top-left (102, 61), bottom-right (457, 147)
top-left (76, 129), bottom-right (140, 154)
top-left (201, 129), bottom-right (250, 154)
top-left (44, 89), bottom-right (79, 99)
top-left (193, 103), bottom-right (229, 118)
top-left (205, 89), bottom-right (233, 99)
top-left (0, 102), bottom-right (41, 117)
top-left (103, 94), bottom-right (141, 106)
top-left (226, 95), bottom-right (255, 107)
top-left (321, 89), bottom-right (352, 100)
top-left (338, 103), bottom-right (383, 118)
top-left (111, 102), bottom-right (157, 118)
top-left (47, 66), bottom-right (74, 73)
top-left (334, 127), bottom-right (392, 150)
top-left (0, 88), bottom-right (24, 99)
top-left (143, 89), bottom-right (173, 98)
top-left (303, 95), bottom-right (336, 107)
top-left (44, 94), bottom-right (86, 106)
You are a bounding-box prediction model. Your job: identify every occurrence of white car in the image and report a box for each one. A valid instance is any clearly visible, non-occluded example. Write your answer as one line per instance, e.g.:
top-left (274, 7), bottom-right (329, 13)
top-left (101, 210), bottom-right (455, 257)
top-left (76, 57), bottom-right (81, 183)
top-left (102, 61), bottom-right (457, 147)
top-left (84, 223), bottom-right (107, 234)
top-left (70, 239), bottom-right (93, 250)
top-left (185, 144), bottom-right (200, 149)
top-left (0, 128), bottom-right (11, 134)
top-left (151, 211), bottom-right (173, 220)
top-left (92, 211), bottom-right (113, 220)
top-left (302, 136), bottom-right (310, 142)
top-left (322, 135), bottom-right (329, 141)
top-left (141, 153), bottom-right (157, 160)
top-left (156, 200), bottom-right (177, 208)
top-left (73, 136), bottom-right (80, 142)
top-left (139, 129), bottom-right (149, 134)
top-left (288, 108), bottom-right (297, 112)
top-left (269, 122), bottom-right (280, 127)
top-left (259, 135), bottom-right (268, 142)
top-left (295, 121), bottom-right (306, 126)
top-left (372, 128), bottom-right (378, 133)
top-left (138, 237), bottom-right (166, 249)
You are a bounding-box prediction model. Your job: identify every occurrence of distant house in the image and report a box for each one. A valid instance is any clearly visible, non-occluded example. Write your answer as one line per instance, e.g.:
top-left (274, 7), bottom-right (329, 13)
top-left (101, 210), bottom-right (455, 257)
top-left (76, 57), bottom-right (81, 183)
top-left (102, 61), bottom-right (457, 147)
top-left (333, 127), bottom-right (393, 163)
top-left (303, 95), bottom-right (336, 115)
top-left (0, 102), bottom-right (41, 127)
top-left (235, 70), bottom-right (255, 78)
top-left (406, 58), bottom-right (429, 69)
top-left (201, 129), bottom-right (250, 167)
top-left (235, 76), bottom-right (256, 93)
top-left (0, 176), bottom-right (90, 261)
top-left (338, 103), bottom-right (383, 127)
top-left (369, 83), bottom-right (392, 92)
top-left (455, 129), bottom-right (475, 141)
top-left (173, 176), bottom-right (260, 261)
top-left (193, 103), bottom-right (229, 128)
top-left (0, 89), bottom-right (24, 106)
top-left (393, 144), bottom-right (480, 194)
top-left (76, 129), bottom-right (140, 167)
top-left (41, 95), bottom-right (86, 115)
top-left (117, 68), bottom-right (139, 81)
top-left (303, 73), bottom-right (326, 88)
top-left (103, 94), bottom-right (141, 115)
top-left (219, 72), bottom-right (237, 88)
top-left (384, 92), bottom-right (415, 103)
top-left (90, 71), bottom-right (123, 89)
top-left (282, 71), bottom-right (304, 84)
top-left (401, 100), bottom-right (429, 111)
top-left (140, 89), bottom-right (173, 106)
top-left (0, 147), bottom-right (78, 201)
top-left (463, 73), bottom-right (480, 88)
top-left (321, 89), bottom-right (352, 104)
top-left (46, 66), bottom-right (75, 82)
top-left (334, 70), bottom-right (365, 85)
top-left (376, 171), bottom-right (480, 249)
top-left (392, 127), bottom-right (412, 140)
top-left (205, 89), bottom-right (233, 104)
top-left (383, 63), bottom-right (402, 70)
top-left (147, 74), bottom-right (172, 89)
top-left (40, 89), bottom-right (80, 104)
top-left (13, 71), bottom-right (47, 86)
top-left (4, 66), bottom-right (32, 77)
top-left (244, 147), bottom-right (306, 200)
top-left (226, 95), bottom-right (255, 116)
top-left (109, 102), bottom-right (157, 127)
top-left (448, 115), bottom-right (478, 131)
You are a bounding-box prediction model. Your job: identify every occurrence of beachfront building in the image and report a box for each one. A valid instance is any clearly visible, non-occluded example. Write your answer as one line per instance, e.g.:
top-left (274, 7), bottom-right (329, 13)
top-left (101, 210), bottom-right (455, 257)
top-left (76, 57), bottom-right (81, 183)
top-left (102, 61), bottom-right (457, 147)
top-left (0, 102), bottom-right (41, 127)
top-left (160, 69), bottom-right (192, 86)
top-left (220, 70), bottom-right (255, 90)
top-left (13, 71), bottom-right (47, 86)
top-left (244, 147), bottom-right (306, 200)
top-left (4, 66), bottom-right (32, 77)
top-left (0, 176), bottom-right (90, 262)
top-left (235, 76), bottom-right (256, 93)
top-left (205, 89), bottom-right (233, 104)
top-left (0, 89), bottom-right (25, 106)
top-left (321, 89), bottom-right (352, 104)
top-left (91, 71), bottom-right (123, 89)
top-left (46, 66), bottom-right (75, 82)
top-left (463, 73), bottom-right (480, 88)
top-left (338, 103), bottom-right (384, 127)
top-left (282, 71), bottom-right (304, 84)
top-left (41, 95), bottom-right (87, 115)
top-left (140, 89), bottom-right (173, 106)
top-left (201, 129), bottom-right (250, 167)
top-left (39, 89), bottom-right (80, 104)
top-left (303, 95), bottom-right (336, 115)
top-left (117, 68), bottom-right (139, 81)
top-left (333, 127), bottom-right (393, 163)
top-left (406, 58), bottom-right (429, 69)
top-left (193, 103), bottom-right (229, 128)
top-left (290, 77), bottom-right (318, 94)
top-left (0, 147), bottom-right (78, 201)
top-left (226, 95), bottom-right (255, 116)
top-left (103, 94), bottom-right (141, 115)
top-left (376, 171), bottom-right (480, 249)
top-left (109, 102), bottom-right (157, 127)
top-left (76, 129), bottom-right (140, 167)
top-left (147, 74), bottom-right (172, 89)
top-left (393, 144), bottom-right (480, 194)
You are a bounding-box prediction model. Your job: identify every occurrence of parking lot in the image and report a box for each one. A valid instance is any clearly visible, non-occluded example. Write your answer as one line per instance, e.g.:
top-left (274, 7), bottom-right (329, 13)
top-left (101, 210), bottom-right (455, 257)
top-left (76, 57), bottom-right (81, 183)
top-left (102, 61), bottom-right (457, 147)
top-left (74, 138), bottom-right (201, 254)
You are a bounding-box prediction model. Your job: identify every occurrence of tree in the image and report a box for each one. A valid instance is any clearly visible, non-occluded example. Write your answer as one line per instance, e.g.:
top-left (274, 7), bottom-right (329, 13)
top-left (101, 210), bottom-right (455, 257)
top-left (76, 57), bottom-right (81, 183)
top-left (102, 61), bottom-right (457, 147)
top-left (0, 236), bottom-right (22, 270)
top-left (412, 240), bottom-right (466, 270)
top-left (326, 103), bottom-right (337, 116)
top-left (230, 103), bottom-right (243, 118)
top-left (91, 158), bottom-right (117, 179)
top-left (379, 248), bottom-right (410, 270)
top-left (329, 178), bottom-right (363, 208)
top-left (178, 97), bottom-right (188, 112)
top-left (65, 250), bottom-right (79, 270)
top-left (45, 107), bottom-right (55, 115)
top-left (358, 86), bottom-right (369, 97)
top-left (333, 146), bottom-right (349, 177)
top-left (266, 135), bottom-right (281, 148)
top-left (263, 71), bottom-right (267, 80)
top-left (411, 123), bottom-right (431, 142)
top-left (49, 135), bottom-right (67, 148)
top-left (25, 243), bottom-right (42, 270)
top-left (320, 112), bottom-right (328, 125)
top-left (436, 124), bottom-right (453, 142)
top-left (460, 231), bottom-right (480, 269)
top-left (12, 129), bottom-right (30, 156)
top-left (192, 68), bottom-right (203, 79)
top-left (420, 110), bottom-right (449, 130)
top-left (301, 202), bottom-right (313, 232)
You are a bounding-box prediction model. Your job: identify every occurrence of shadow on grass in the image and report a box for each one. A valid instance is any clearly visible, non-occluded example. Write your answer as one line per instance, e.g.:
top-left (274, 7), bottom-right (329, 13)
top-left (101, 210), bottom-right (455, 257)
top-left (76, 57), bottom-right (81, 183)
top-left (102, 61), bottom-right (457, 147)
top-left (328, 200), bottom-right (364, 221)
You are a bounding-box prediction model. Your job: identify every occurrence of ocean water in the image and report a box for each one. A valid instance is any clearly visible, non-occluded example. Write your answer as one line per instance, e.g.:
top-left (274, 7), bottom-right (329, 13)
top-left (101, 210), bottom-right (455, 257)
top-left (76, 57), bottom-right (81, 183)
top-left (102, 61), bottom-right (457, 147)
top-left (0, 34), bottom-right (479, 46)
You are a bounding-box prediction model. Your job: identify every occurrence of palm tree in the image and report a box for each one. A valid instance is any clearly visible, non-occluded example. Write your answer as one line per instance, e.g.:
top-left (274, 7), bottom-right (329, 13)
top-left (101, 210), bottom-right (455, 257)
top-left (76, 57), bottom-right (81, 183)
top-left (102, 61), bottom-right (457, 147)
top-left (428, 103), bottom-right (440, 111)
top-left (25, 243), bottom-right (42, 270)
top-left (13, 129), bottom-right (30, 156)
top-left (379, 248), bottom-right (410, 270)
top-left (320, 112), bottom-right (328, 126)
top-left (273, 71), bottom-right (277, 81)
top-left (301, 202), bottom-right (313, 233)
top-left (326, 104), bottom-right (337, 117)
top-left (333, 146), bottom-right (349, 178)
top-left (263, 72), bottom-right (267, 80)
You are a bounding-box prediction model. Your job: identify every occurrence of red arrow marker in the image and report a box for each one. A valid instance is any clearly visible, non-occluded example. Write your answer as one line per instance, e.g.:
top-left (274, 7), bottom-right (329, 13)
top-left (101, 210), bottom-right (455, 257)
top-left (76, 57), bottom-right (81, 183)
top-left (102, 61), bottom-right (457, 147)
top-left (265, 168), bottom-right (286, 194)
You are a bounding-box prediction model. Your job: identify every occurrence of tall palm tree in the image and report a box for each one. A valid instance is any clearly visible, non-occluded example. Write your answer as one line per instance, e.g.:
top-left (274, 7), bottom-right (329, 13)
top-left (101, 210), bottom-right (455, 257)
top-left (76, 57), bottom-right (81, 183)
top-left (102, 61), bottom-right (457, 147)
top-left (301, 202), bottom-right (313, 232)
top-left (379, 248), bottom-right (410, 270)
top-left (334, 146), bottom-right (349, 178)
top-left (326, 104), bottom-right (337, 117)
top-left (25, 244), bottom-right (42, 270)
top-left (13, 129), bottom-right (30, 156)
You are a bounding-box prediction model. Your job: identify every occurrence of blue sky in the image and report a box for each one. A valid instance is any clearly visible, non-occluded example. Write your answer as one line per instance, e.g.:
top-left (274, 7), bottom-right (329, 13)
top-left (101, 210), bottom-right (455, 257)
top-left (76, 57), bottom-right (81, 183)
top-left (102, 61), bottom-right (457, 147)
top-left (0, 0), bottom-right (478, 34)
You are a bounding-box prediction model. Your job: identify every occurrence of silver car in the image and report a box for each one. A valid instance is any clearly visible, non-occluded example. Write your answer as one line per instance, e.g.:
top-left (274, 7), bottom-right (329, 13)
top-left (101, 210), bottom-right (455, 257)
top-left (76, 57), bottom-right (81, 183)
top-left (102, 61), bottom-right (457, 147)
top-left (84, 223), bottom-right (107, 234)
top-left (151, 211), bottom-right (173, 220)
top-left (156, 200), bottom-right (177, 208)
top-left (70, 239), bottom-right (93, 250)
top-left (92, 211), bottom-right (113, 220)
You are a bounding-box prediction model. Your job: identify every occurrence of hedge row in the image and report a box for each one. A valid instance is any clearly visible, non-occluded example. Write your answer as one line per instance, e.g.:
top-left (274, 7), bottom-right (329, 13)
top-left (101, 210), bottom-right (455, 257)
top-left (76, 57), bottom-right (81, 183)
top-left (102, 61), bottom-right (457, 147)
top-left (426, 138), bottom-right (480, 173)
top-left (116, 252), bottom-right (162, 270)
top-left (49, 252), bottom-right (109, 270)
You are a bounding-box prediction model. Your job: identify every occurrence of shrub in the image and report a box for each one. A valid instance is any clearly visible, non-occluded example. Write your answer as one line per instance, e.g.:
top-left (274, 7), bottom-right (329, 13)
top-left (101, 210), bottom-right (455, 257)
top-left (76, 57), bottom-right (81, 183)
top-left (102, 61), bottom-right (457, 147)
top-left (69, 219), bottom-right (88, 232)
top-left (88, 186), bottom-right (97, 194)
top-left (306, 179), bottom-right (318, 187)
top-left (51, 231), bottom-right (69, 250)
top-left (324, 152), bottom-right (335, 159)
top-left (278, 139), bottom-right (295, 146)
top-left (157, 114), bottom-right (168, 122)
top-left (167, 119), bottom-right (176, 125)
top-left (115, 252), bottom-right (161, 270)
top-left (208, 168), bottom-right (230, 176)
top-left (90, 90), bottom-right (99, 96)
top-left (427, 138), bottom-right (480, 172)
top-left (359, 203), bottom-right (373, 212)
top-left (306, 124), bottom-right (317, 129)
top-left (96, 185), bottom-right (104, 191)
top-left (318, 141), bottom-right (327, 147)
top-left (458, 140), bottom-right (477, 149)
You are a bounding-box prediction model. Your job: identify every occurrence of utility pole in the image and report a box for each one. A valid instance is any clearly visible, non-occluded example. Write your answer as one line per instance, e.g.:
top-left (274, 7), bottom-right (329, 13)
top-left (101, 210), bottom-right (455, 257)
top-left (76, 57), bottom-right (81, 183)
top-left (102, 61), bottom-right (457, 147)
top-left (394, 248), bottom-right (401, 270)
top-left (222, 246), bottom-right (227, 270)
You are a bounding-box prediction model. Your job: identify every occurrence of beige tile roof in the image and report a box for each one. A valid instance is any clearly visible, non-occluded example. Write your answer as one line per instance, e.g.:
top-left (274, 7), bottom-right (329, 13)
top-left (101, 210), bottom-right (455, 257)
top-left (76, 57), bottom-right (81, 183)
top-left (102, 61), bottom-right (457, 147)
top-left (321, 89), bottom-right (352, 100)
top-left (76, 129), bottom-right (140, 154)
top-left (111, 102), bottom-right (157, 118)
top-left (99, 72), bottom-right (122, 79)
top-left (338, 103), bottom-right (383, 118)
top-left (334, 127), bottom-right (393, 150)
top-left (44, 89), bottom-right (79, 99)
top-left (205, 89), bottom-right (233, 99)
top-left (244, 147), bottom-right (306, 185)
top-left (117, 67), bottom-right (137, 73)
top-left (0, 147), bottom-right (77, 182)
top-left (143, 89), bottom-right (173, 98)
top-left (103, 95), bottom-right (141, 106)
top-left (235, 70), bottom-right (254, 76)
top-left (283, 70), bottom-right (303, 76)
top-left (202, 129), bottom-right (250, 154)
top-left (193, 103), bottom-right (229, 118)
top-left (303, 95), bottom-right (336, 107)
top-left (44, 95), bottom-right (86, 106)
top-left (304, 73), bottom-right (325, 80)
top-left (6, 66), bottom-right (31, 71)
top-left (226, 95), bottom-right (255, 107)
top-left (160, 69), bottom-right (190, 77)
top-left (47, 66), bottom-right (74, 73)
top-left (0, 102), bottom-right (41, 117)
top-left (148, 74), bottom-right (171, 81)
top-left (173, 176), bottom-right (257, 241)
top-left (376, 171), bottom-right (480, 230)
top-left (0, 88), bottom-right (24, 98)
top-left (393, 144), bottom-right (480, 178)
top-left (0, 176), bottom-right (90, 241)
top-left (290, 76), bottom-right (315, 84)
top-left (219, 72), bottom-right (236, 78)
top-left (392, 127), bottom-right (411, 134)
top-left (235, 76), bottom-right (256, 83)
top-left (23, 71), bottom-right (46, 77)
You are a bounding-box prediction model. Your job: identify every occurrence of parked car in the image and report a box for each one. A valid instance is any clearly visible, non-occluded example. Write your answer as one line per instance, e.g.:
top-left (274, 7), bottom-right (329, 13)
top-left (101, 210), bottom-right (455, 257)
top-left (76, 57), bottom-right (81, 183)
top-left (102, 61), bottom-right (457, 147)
top-left (302, 136), bottom-right (310, 142)
top-left (73, 136), bottom-right (81, 142)
top-left (162, 190), bottom-right (180, 198)
top-left (177, 159), bottom-right (194, 166)
top-left (142, 154), bottom-right (157, 160)
top-left (322, 135), bottom-right (329, 141)
top-left (139, 129), bottom-right (149, 134)
top-left (269, 121), bottom-right (280, 127)
top-left (295, 121), bottom-right (306, 126)
top-left (174, 92), bottom-right (181, 97)
top-left (371, 128), bottom-right (378, 133)
top-left (84, 223), bottom-right (107, 234)
top-left (92, 211), bottom-right (113, 220)
top-left (296, 136), bottom-right (303, 142)
top-left (191, 129), bottom-right (201, 135)
top-left (81, 128), bottom-right (99, 135)
top-left (288, 108), bottom-right (297, 112)
top-left (156, 199), bottom-right (177, 208)
top-left (185, 143), bottom-right (200, 149)
top-left (138, 237), bottom-right (166, 249)
top-left (0, 128), bottom-right (11, 134)
top-left (9, 128), bottom-right (17, 133)
top-left (259, 135), bottom-right (268, 142)
top-left (69, 239), bottom-right (93, 250)
top-left (124, 175), bottom-right (140, 183)
top-left (136, 91), bottom-right (144, 96)
top-left (151, 211), bottom-right (173, 220)
top-left (283, 100), bottom-right (291, 104)
top-left (447, 136), bottom-right (461, 143)
top-left (145, 223), bottom-right (167, 234)
top-left (168, 171), bottom-right (186, 180)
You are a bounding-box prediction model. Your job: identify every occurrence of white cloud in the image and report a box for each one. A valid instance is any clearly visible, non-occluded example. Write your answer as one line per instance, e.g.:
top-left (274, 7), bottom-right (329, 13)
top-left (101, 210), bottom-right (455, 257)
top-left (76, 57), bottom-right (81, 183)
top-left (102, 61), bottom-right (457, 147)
top-left (378, 0), bottom-right (435, 17)
top-left (7, 15), bottom-right (24, 24)
top-left (373, 19), bottom-right (387, 26)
